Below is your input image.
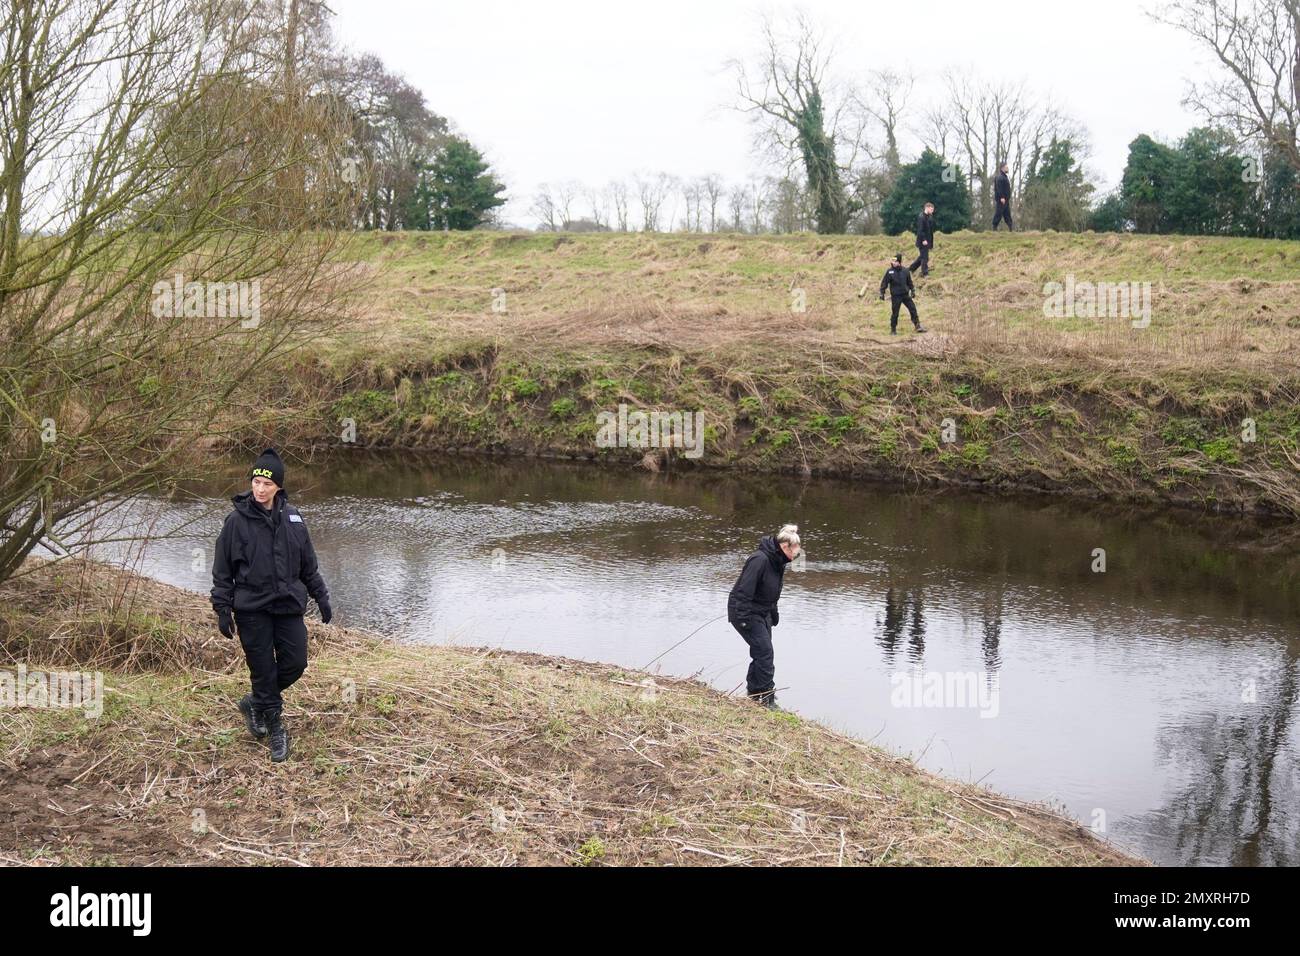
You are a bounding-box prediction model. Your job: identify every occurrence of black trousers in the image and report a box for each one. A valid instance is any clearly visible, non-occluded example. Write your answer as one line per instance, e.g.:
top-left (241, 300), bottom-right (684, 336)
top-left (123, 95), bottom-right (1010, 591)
top-left (890, 294), bottom-right (920, 331)
top-left (733, 615), bottom-right (774, 696)
top-left (235, 610), bottom-right (308, 720)
top-left (993, 203), bottom-right (1013, 230)
top-left (908, 244), bottom-right (930, 275)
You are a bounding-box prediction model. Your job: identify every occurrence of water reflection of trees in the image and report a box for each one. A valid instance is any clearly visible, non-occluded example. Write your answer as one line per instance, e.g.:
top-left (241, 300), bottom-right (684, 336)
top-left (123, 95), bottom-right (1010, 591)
top-left (877, 587), bottom-right (926, 667)
top-left (981, 584), bottom-right (1004, 672)
top-left (1133, 640), bottom-right (1299, 865)
top-left (874, 584), bottom-right (1004, 675)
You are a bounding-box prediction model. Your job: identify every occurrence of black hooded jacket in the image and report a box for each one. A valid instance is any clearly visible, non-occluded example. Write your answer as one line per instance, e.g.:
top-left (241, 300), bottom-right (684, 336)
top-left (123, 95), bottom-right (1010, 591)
top-left (915, 212), bottom-right (936, 249)
top-left (728, 535), bottom-right (791, 626)
top-left (995, 170), bottom-right (1012, 203)
top-left (211, 490), bottom-right (328, 615)
top-left (880, 263), bottom-right (915, 300)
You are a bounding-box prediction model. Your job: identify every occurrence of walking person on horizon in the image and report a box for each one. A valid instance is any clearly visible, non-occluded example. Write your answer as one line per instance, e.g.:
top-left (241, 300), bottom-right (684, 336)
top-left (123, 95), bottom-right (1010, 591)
top-left (993, 162), bottom-right (1013, 231)
top-left (909, 202), bottom-right (937, 277)
top-left (727, 524), bottom-right (801, 711)
top-left (211, 448), bottom-right (332, 763)
top-left (880, 254), bottom-right (927, 335)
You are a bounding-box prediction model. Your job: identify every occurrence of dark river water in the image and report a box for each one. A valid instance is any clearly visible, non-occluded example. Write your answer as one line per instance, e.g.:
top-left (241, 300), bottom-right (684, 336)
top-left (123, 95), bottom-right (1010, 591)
top-left (91, 454), bottom-right (1300, 866)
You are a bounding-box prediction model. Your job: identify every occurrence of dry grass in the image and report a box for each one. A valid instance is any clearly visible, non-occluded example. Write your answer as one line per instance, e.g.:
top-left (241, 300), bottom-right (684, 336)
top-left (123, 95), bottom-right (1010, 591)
top-left (323, 230), bottom-right (1300, 380)
top-left (0, 559), bottom-right (1139, 866)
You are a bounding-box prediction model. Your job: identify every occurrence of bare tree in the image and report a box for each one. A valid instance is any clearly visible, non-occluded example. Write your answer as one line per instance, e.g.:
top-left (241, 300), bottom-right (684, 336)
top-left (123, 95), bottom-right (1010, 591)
top-left (728, 184), bottom-right (748, 232)
top-left (586, 185), bottom-right (608, 229)
top-left (634, 171), bottom-right (673, 231)
top-left (322, 52), bottom-right (449, 229)
top-left (555, 180), bottom-right (581, 230)
top-left (0, 0), bottom-right (357, 587)
top-left (857, 69), bottom-right (915, 177)
top-left (1158, 0), bottom-right (1300, 175)
top-left (919, 104), bottom-right (959, 161)
top-left (530, 184), bottom-right (560, 231)
top-left (748, 176), bottom-right (771, 232)
top-left (767, 176), bottom-right (812, 233)
top-left (607, 179), bottom-right (630, 231)
top-left (730, 11), bottom-right (858, 233)
top-left (701, 174), bottom-right (725, 231)
top-left (680, 178), bottom-right (705, 231)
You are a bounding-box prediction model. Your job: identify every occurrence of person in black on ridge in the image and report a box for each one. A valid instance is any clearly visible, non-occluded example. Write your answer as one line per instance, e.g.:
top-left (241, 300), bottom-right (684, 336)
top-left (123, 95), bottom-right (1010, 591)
top-left (993, 162), bottom-right (1013, 231)
top-left (909, 201), bottom-right (937, 276)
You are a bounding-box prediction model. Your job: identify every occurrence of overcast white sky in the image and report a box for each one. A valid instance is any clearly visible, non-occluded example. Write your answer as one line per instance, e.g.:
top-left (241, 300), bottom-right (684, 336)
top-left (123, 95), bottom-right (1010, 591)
top-left (329, 0), bottom-right (1211, 226)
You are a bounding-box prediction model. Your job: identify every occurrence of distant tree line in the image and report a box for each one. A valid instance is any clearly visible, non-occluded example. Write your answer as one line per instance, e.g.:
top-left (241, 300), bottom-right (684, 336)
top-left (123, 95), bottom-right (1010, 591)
top-left (154, 1), bottom-right (507, 232)
top-left (319, 48), bottom-right (505, 231)
top-left (1090, 133), bottom-right (1300, 238)
top-left (530, 173), bottom-right (837, 235)
top-left (674, 4), bottom-right (1300, 240)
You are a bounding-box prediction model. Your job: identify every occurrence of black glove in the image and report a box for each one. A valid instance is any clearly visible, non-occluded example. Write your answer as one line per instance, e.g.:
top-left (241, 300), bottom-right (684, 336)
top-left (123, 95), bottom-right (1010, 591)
top-left (318, 598), bottom-right (333, 624)
top-left (216, 606), bottom-right (235, 639)
top-left (879, 293), bottom-right (885, 301)
top-left (771, 609), bottom-right (779, 628)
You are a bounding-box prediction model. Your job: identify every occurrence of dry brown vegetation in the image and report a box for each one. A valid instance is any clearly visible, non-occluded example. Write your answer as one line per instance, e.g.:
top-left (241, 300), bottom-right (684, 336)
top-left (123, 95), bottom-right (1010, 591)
top-left (0, 559), bottom-right (1138, 866)
top-left (322, 230), bottom-right (1300, 372)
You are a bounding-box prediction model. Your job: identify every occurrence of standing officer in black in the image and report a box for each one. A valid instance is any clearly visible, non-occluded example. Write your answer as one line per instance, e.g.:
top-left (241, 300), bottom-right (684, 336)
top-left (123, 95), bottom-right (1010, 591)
top-left (728, 524), bottom-right (801, 710)
top-left (993, 162), bottom-right (1013, 230)
top-left (909, 201), bottom-right (937, 276)
top-left (211, 448), bottom-right (332, 762)
top-left (880, 254), bottom-right (927, 334)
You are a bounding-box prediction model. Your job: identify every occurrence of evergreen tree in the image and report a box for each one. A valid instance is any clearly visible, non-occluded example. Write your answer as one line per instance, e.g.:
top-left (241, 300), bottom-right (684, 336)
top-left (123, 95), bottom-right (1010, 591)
top-left (880, 149), bottom-right (972, 235)
top-left (1088, 193), bottom-right (1130, 232)
top-left (411, 137), bottom-right (507, 231)
top-left (1256, 147), bottom-right (1300, 239)
top-left (1117, 129), bottom-right (1259, 236)
top-left (1166, 128), bottom-right (1256, 235)
top-left (1119, 134), bottom-right (1178, 233)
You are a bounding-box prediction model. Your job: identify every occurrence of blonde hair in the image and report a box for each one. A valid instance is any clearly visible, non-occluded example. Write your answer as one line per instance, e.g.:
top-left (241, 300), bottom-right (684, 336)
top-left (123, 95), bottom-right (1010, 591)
top-left (776, 524), bottom-right (801, 549)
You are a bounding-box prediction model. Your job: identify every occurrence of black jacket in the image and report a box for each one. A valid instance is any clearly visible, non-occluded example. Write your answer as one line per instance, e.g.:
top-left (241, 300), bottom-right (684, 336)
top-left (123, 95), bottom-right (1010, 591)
top-left (880, 264), bottom-right (915, 299)
top-left (995, 171), bottom-right (1011, 203)
top-left (211, 491), bottom-right (328, 616)
top-left (915, 213), bottom-right (936, 249)
top-left (727, 535), bottom-right (791, 626)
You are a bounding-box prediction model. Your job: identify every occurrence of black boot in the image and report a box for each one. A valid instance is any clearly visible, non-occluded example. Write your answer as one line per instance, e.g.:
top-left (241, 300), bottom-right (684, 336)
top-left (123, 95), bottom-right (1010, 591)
top-left (750, 687), bottom-right (781, 711)
top-left (238, 694), bottom-right (268, 739)
top-left (266, 715), bottom-right (290, 763)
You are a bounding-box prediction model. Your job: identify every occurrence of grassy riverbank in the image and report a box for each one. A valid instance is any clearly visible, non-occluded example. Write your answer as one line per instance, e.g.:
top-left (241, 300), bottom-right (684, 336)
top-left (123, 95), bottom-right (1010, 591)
top-left (0, 560), bottom-right (1138, 866)
top-left (236, 230), bottom-right (1300, 516)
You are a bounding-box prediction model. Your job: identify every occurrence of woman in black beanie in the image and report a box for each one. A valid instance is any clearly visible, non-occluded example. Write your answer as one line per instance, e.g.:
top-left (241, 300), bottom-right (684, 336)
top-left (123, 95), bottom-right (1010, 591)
top-left (211, 448), bottom-right (332, 762)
